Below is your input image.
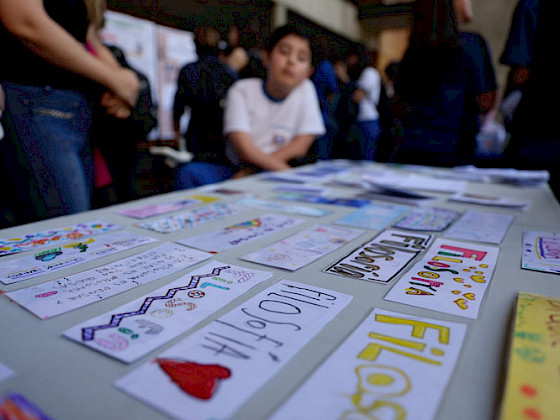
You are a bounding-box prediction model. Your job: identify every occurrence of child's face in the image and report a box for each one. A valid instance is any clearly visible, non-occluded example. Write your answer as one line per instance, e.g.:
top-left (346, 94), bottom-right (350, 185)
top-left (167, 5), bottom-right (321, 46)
top-left (264, 34), bottom-right (313, 96)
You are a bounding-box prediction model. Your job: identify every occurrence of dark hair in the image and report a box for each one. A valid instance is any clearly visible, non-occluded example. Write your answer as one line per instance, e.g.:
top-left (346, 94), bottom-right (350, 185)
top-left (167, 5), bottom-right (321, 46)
top-left (347, 43), bottom-right (370, 81)
top-left (410, 0), bottom-right (460, 49)
top-left (265, 25), bottom-right (314, 64)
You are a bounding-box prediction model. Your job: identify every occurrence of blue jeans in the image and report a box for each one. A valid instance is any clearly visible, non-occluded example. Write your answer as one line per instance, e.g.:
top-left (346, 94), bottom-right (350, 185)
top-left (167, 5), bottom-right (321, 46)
top-left (174, 161), bottom-right (236, 190)
top-left (0, 83), bottom-right (93, 224)
top-left (355, 119), bottom-right (381, 161)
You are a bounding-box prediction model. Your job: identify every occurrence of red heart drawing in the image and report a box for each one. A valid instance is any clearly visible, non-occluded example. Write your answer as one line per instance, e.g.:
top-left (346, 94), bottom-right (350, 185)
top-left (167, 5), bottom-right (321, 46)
top-left (157, 359), bottom-right (231, 400)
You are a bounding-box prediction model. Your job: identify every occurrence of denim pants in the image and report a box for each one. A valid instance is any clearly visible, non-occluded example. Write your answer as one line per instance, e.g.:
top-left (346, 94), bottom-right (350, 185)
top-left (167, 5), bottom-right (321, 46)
top-left (356, 119), bottom-right (381, 161)
top-left (174, 161), bottom-right (236, 190)
top-left (0, 83), bottom-right (93, 224)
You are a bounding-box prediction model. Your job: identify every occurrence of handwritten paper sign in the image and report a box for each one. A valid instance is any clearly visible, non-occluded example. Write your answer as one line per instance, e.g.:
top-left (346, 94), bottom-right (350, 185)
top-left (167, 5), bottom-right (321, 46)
top-left (444, 209), bottom-right (514, 244)
top-left (392, 207), bottom-right (461, 232)
top-left (178, 214), bottom-right (305, 253)
top-left (324, 229), bottom-right (432, 284)
top-left (0, 221), bottom-right (121, 257)
top-left (6, 243), bottom-right (212, 319)
top-left (135, 203), bottom-right (244, 234)
top-left (241, 224), bottom-right (364, 271)
top-left (117, 195), bottom-right (219, 219)
top-left (500, 292), bottom-right (560, 419)
top-left (237, 198), bottom-right (331, 217)
top-left (384, 238), bottom-right (499, 319)
top-left (335, 202), bottom-right (410, 230)
top-left (64, 262), bottom-right (272, 363)
top-left (115, 280), bottom-right (352, 420)
top-left (0, 231), bottom-right (157, 285)
top-left (522, 231), bottom-right (560, 274)
top-left (270, 308), bottom-right (466, 420)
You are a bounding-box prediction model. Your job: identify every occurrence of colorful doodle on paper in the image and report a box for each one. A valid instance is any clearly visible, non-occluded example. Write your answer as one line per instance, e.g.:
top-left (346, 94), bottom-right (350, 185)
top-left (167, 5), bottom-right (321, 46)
top-left (117, 195), bottom-right (219, 219)
top-left (6, 243), bottom-right (212, 319)
top-left (270, 308), bottom-right (466, 420)
top-left (522, 231), bottom-right (560, 274)
top-left (392, 206), bottom-right (461, 232)
top-left (157, 360), bottom-right (231, 400)
top-left (443, 209), bottom-right (514, 244)
top-left (500, 292), bottom-right (560, 419)
top-left (384, 238), bottom-right (499, 319)
top-left (0, 221), bottom-right (121, 257)
top-left (115, 280), bottom-right (352, 420)
top-left (241, 224), bottom-right (364, 271)
top-left (0, 231), bottom-right (157, 285)
top-left (64, 262), bottom-right (272, 363)
top-left (178, 214), bottom-right (305, 253)
top-left (135, 202), bottom-right (244, 234)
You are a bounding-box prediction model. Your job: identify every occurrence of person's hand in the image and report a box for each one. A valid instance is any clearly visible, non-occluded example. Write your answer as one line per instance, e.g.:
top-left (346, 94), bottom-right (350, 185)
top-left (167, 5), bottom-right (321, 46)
top-left (352, 89), bottom-right (366, 103)
top-left (101, 91), bottom-right (132, 119)
top-left (111, 68), bottom-right (140, 108)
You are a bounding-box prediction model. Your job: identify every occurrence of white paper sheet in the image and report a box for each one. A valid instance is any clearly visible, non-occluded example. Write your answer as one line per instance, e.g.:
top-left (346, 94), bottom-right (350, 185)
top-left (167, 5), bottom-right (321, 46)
top-left (0, 231), bottom-right (157, 284)
top-left (335, 202), bottom-right (410, 230)
top-left (325, 229), bottom-right (432, 284)
top-left (522, 231), bottom-right (560, 274)
top-left (178, 214), bottom-right (305, 253)
top-left (237, 198), bottom-right (331, 217)
top-left (362, 173), bottom-right (466, 193)
top-left (449, 192), bottom-right (531, 209)
top-left (270, 308), bottom-right (466, 420)
top-left (135, 202), bottom-right (244, 234)
top-left (64, 262), bottom-right (272, 363)
top-left (443, 210), bottom-right (514, 244)
top-left (117, 195), bottom-right (218, 219)
top-left (115, 280), bottom-right (352, 420)
top-left (241, 224), bottom-right (364, 271)
top-left (385, 238), bottom-right (499, 319)
top-left (392, 206), bottom-right (461, 232)
top-left (6, 243), bottom-right (212, 319)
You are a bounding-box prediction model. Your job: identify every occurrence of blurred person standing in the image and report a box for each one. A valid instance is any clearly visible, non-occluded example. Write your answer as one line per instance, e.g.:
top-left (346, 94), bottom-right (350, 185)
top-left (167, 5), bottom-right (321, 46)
top-left (455, 0), bottom-right (497, 120)
top-left (310, 43), bottom-right (339, 160)
top-left (346, 44), bottom-right (382, 161)
top-left (391, 0), bottom-right (481, 167)
top-left (0, 0), bottom-right (139, 227)
top-left (500, 0), bottom-right (560, 198)
top-left (173, 39), bottom-right (248, 190)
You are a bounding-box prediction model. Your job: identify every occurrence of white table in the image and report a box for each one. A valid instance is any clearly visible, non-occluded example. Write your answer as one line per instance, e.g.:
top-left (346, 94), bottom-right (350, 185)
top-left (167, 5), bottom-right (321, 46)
top-left (1, 161), bottom-right (559, 420)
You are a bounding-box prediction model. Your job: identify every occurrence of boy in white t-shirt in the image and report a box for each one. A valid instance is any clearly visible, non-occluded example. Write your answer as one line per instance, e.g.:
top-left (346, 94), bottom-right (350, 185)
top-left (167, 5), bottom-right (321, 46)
top-left (173, 25), bottom-right (325, 189)
top-left (223, 25), bottom-right (325, 178)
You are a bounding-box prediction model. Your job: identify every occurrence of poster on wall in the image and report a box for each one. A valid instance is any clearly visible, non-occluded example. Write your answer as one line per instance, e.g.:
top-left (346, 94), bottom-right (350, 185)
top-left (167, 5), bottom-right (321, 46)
top-left (100, 11), bottom-right (158, 101)
top-left (100, 11), bottom-right (197, 139)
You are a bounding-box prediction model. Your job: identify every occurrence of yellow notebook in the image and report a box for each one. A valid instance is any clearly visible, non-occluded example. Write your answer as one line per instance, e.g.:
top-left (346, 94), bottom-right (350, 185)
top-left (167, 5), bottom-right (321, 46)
top-left (500, 292), bottom-right (560, 419)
